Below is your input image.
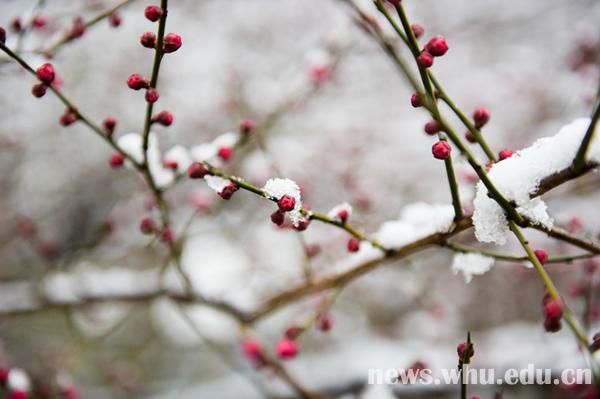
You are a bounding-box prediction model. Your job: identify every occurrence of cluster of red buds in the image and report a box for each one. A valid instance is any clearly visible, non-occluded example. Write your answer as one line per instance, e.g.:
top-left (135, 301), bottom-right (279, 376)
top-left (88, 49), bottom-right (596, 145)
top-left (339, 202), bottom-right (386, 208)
top-left (417, 36), bottom-right (449, 69)
top-left (32, 63), bottom-right (55, 98)
top-left (465, 107), bottom-right (490, 143)
top-left (138, 216), bottom-right (174, 244)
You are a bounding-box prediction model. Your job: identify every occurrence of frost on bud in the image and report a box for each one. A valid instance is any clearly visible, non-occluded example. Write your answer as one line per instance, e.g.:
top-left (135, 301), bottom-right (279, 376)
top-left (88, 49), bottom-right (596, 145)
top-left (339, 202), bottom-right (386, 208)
top-left (425, 35), bottom-right (449, 57)
top-left (270, 210), bottom-right (285, 226)
top-left (69, 17), bottom-right (86, 40)
top-left (411, 23), bottom-right (424, 39)
top-left (242, 339), bottom-right (264, 362)
top-left (127, 73), bottom-right (149, 90)
top-left (472, 107), bottom-right (490, 128)
top-left (277, 195), bottom-right (296, 212)
top-left (240, 118), bottom-right (256, 135)
top-left (432, 140), bottom-right (451, 160)
top-left (218, 182), bottom-right (239, 200)
top-left (145, 5), bottom-right (163, 22)
top-left (217, 146), bottom-right (234, 162)
top-left (32, 16), bottom-right (47, 29)
top-left (36, 63), bottom-right (55, 85)
top-left (416, 51), bottom-right (434, 68)
top-left (410, 92), bottom-right (422, 108)
top-left (163, 33), bottom-right (182, 53)
top-left (145, 87), bottom-right (159, 103)
top-left (0, 27), bottom-right (6, 44)
top-left (140, 32), bottom-right (156, 49)
top-left (109, 153), bottom-right (125, 168)
top-left (276, 338), bottom-right (298, 360)
top-left (187, 162), bottom-right (210, 179)
top-left (59, 109), bottom-right (78, 126)
top-left (457, 341), bottom-right (474, 363)
top-left (139, 217), bottom-right (154, 234)
top-left (498, 149), bottom-right (513, 161)
top-left (424, 120), bottom-right (442, 135)
top-left (102, 117), bottom-right (117, 135)
top-left (153, 110), bottom-right (174, 126)
top-left (31, 83), bottom-right (47, 98)
top-left (347, 237), bottom-right (360, 252)
top-left (534, 249), bottom-right (548, 265)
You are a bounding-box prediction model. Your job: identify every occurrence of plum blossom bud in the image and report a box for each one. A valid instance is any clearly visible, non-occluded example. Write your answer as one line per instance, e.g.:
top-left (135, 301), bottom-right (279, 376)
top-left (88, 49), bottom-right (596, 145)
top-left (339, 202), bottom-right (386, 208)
top-left (153, 110), bottom-right (173, 126)
top-left (473, 107), bottom-right (490, 128)
top-left (347, 237), bottom-right (360, 252)
top-left (240, 119), bottom-right (255, 135)
top-left (163, 33), bottom-right (182, 53)
top-left (127, 73), bottom-right (149, 90)
top-left (498, 149), bottom-right (513, 161)
top-left (59, 109), bottom-right (78, 126)
top-left (187, 162), bottom-right (210, 179)
top-left (11, 18), bottom-right (22, 33)
top-left (145, 88), bottom-right (159, 103)
top-left (31, 83), bottom-right (47, 98)
top-left (109, 153), bottom-right (125, 168)
top-left (432, 141), bottom-right (451, 160)
top-left (242, 339), bottom-right (263, 362)
top-left (32, 16), bottom-right (47, 29)
top-left (140, 32), bottom-right (156, 49)
top-left (36, 63), bottom-right (55, 85)
top-left (145, 5), bottom-right (163, 22)
top-left (0, 27), bottom-right (6, 44)
top-left (425, 36), bottom-right (449, 57)
top-left (543, 298), bottom-right (564, 319)
top-left (316, 314), bottom-right (332, 331)
top-left (270, 210), bottom-right (285, 226)
top-left (424, 120), bottom-right (442, 135)
top-left (293, 219), bottom-right (310, 231)
top-left (102, 117), bottom-right (117, 135)
top-left (410, 92), bottom-right (422, 108)
top-left (457, 341), bottom-right (474, 362)
top-left (218, 183), bottom-right (239, 200)
top-left (139, 217), bottom-right (154, 234)
top-left (277, 195), bottom-right (296, 212)
top-left (217, 146), bottom-right (234, 161)
top-left (417, 51), bottom-right (434, 68)
top-left (534, 249), bottom-right (548, 265)
top-left (276, 338), bottom-right (298, 359)
top-left (69, 17), bottom-right (86, 39)
top-left (109, 12), bottom-right (122, 27)
top-left (411, 23), bottom-right (424, 39)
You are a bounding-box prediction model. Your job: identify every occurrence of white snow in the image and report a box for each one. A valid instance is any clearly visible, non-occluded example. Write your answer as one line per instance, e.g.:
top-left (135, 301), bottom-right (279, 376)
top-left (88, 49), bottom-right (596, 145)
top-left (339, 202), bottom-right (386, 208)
top-left (473, 118), bottom-right (597, 245)
top-left (262, 178), bottom-right (304, 222)
top-left (190, 131), bottom-right (239, 164)
top-left (204, 175), bottom-right (232, 194)
top-left (164, 145), bottom-right (193, 172)
top-left (7, 368), bottom-right (30, 391)
top-left (116, 132), bottom-right (175, 188)
top-left (451, 253), bottom-right (495, 283)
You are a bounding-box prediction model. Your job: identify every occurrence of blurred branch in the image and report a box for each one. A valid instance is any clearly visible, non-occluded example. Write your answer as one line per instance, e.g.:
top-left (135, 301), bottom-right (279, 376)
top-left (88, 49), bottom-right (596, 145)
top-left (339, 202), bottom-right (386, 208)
top-left (572, 84), bottom-right (600, 173)
top-left (42, 0), bottom-right (136, 57)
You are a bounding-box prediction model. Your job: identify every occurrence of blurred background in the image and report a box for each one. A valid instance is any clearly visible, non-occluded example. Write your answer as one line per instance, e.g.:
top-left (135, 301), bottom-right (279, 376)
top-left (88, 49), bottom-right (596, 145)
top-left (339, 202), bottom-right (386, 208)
top-left (0, 0), bottom-right (599, 398)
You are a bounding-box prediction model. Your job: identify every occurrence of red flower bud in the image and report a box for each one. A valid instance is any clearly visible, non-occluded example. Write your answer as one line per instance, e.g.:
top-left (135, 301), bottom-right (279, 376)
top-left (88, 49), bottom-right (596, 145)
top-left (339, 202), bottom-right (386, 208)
top-left (36, 63), bottom-right (55, 85)
top-left (145, 87), bottom-right (159, 103)
top-left (276, 338), bottom-right (298, 359)
top-left (347, 237), bottom-right (360, 252)
top-left (457, 341), bottom-right (474, 362)
top-left (60, 109), bottom-right (78, 126)
top-left (277, 195), bottom-right (296, 212)
top-left (271, 210), bottom-right (285, 226)
top-left (410, 92), bottom-right (422, 108)
top-left (416, 51), bottom-right (434, 68)
top-left (144, 5), bottom-right (163, 22)
top-left (544, 316), bottom-right (562, 333)
top-left (424, 120), bottom-right (442, 135)
top-left (534, 249), bottom-right (548, 265)
top-left (109, 153), bottom-right (125, 168)
top-left (127, 73), bottom-right (149, 90)
top-left (31, 83), bottom-right (47, 98)
top-left (337, 209), bottom-right (349, 223)
top-left (160, 227), bottom-right (173, 243)
top-left (153, 110), bottom-right (174, 126)
top-left (32, 16), bottom-right (47, 29)
top-left (218, 183), bottom-right (238, 200)
top-left (187, 162), bottom-right (210, 179)
top-left (293, 219), bottom-right (310, 231)
top-left (217, 146), bottom-right (234, 161)
top-left (240, 118), bottom-right (256, 135)
top-left (411, 23), bottom-right (424, 39)
top-left (139, 217), bottom-right (155, 234)
top-left (498, 149), bottom-right (513, 161)
top-left (109, 12), bottom-right (122, 27)
top-left (0, 27), bottom-right (6, 44)
top-left (11, 18), bottom-right (22, 33)
top-left (465, 131), bottom-right (476, 143)
top-left (163, 33), bottom-right (182, 53)
top-left (317, 314), bottom-right (332, 332)
top-left (69, 17), bottom-right (86, 39)
top-left (140, 32), bottom-right (156, 49)
top-left (102, 117), bottom-right (117, 135)
top-left (243, 339), bottom-right (263, 362)
top-left (473, 107), bottom-right (490, 128)
top-left (432, 140), bottom-right (451, 160)
top-left (425, 35), bottom-right (449, 57)
top-left (544, 298), bottom-right (564, 319)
